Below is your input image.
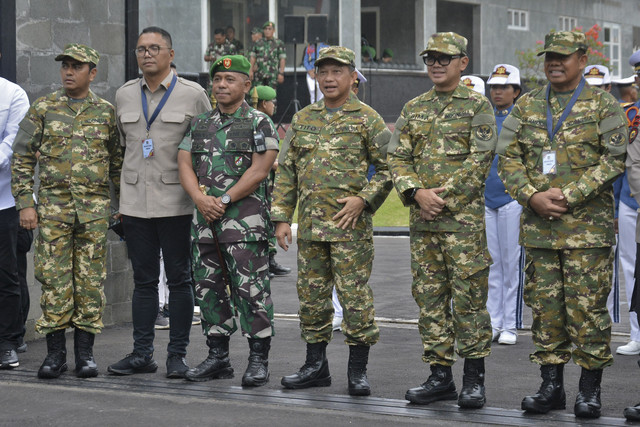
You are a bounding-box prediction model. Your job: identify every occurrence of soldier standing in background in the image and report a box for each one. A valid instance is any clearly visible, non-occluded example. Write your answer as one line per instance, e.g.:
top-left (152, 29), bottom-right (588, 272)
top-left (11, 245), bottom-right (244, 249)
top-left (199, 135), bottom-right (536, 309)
top-left (249, 21), bottom-right (286, 90)
top-left (272, 47), bottom-right (392, 396)
top-left (388, 32), bottom-right (496, 409)
top-left (225, 26), bottom-right (244, 55)
top-left (498, 31), bottom-right (628, 419)
top-left (11, 44), bottom-right (122, 379)
top-left (178, 55), bottom-right (277, 387)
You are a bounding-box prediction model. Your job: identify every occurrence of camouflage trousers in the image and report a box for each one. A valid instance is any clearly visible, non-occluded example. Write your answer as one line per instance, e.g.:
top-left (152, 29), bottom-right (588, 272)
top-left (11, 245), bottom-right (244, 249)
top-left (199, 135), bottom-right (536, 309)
top-left (296, 239), bottom-right (379, 346)
top-left (35, 216), bottom-right (108, 335)
top-left (193, 240), bottom-right (274, 339)
top-left (524, 247), bottom-right (613, 370)
top-left (410, 230), bottom-right (492, 366)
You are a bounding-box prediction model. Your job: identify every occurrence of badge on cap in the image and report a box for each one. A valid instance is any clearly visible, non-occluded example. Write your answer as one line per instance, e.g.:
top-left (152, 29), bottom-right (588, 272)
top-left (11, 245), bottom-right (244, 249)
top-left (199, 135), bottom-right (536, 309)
top-left (462, 78), bottom-right (473, 88)
top-left (492, 66), bottom-right (509, 78)
top-left (588, 67), bottom-right (603, 77)
top-left (223, 58), bottom-right (232, 69)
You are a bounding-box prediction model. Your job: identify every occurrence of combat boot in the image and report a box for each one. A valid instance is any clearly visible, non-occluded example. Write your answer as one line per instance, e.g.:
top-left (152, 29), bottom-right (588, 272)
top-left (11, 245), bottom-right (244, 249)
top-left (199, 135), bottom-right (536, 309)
top-left (348, 345), bottom-right (371, 396)
top-left (185, 335), bottom-right (233, 382)
top-left (574, 368), bottom-right (603, 418)
top-left (242, 337), bottom-right (271, 387)
top-left (38, 329), bottom-right (67, 379)
top-left (74, 328), bottom-right (98, 378)
top-left (281, 342), bottom-right (331, 389)
top-left (458, 358), bottom-right (486, 408)
top-left (269, 254), bottom-right (291, 276)
top-left (405, 364), bottom-right (457, 404)
top-left (521, 364), bottom-right (565, 413)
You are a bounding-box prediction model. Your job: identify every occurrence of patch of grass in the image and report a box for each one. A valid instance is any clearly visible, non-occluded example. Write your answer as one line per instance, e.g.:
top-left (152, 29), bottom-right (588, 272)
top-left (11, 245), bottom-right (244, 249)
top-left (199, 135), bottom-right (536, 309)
top-left (373, 189), bottom-right (409, 227)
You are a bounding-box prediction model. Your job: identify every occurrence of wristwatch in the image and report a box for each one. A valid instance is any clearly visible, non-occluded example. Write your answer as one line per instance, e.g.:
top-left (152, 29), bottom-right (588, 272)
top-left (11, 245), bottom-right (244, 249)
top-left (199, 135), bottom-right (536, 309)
top-left (221, 193), bottom-right (232, 205)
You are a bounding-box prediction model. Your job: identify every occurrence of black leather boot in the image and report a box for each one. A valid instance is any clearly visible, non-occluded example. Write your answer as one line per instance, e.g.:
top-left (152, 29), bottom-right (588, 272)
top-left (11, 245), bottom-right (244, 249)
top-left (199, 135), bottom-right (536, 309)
top-left (281, 342), bottom-right (331, 389)
top-left (38, 330), bottom-right (68, 379)
top-left (242, 337), bottom-right (271, 387)
top-left (574, 368), bottom-right (603, 418)
top-left (348, 345), bottom-right (371, 396)
top-left (269, 254), bottom-right (291, 276)
top-left (74, 328), bottom-right (98, 378)
top-left (458, 358), bottom-right (486, 408)
top-left (405, 364), bottom-right (457, 404)
top-left (185, 336), bottom-right (233, 382)
top-left (522, 364), bottom-right (566, 413)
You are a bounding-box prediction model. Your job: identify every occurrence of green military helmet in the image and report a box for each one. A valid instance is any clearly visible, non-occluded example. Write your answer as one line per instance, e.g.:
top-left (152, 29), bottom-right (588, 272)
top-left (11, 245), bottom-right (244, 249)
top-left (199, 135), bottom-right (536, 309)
top-left (55, 43), bottom-right (100, 66)
top-left (420, 32), bottom-right (467, 56)
top-left (210, 54), bottom-right (251, 78)
top-left (316, 46), bottom-right (356, 68)
top-left (537, 31), bottom-right (587, 56)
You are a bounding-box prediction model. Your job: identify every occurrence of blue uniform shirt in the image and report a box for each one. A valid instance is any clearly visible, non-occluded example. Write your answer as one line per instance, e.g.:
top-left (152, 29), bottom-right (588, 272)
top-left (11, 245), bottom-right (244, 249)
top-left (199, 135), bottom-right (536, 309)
top-left (303, 43), bottom-right (329, 71)
top-left (484, 106), bottom-right (515, 209)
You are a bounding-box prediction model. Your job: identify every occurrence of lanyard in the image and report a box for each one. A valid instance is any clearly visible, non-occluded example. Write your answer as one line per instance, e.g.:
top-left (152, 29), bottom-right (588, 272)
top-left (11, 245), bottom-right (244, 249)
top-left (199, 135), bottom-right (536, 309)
top-left (141, 73), bottom-right (177, 134)
top-left (545, 77), bottom-right (586, 143)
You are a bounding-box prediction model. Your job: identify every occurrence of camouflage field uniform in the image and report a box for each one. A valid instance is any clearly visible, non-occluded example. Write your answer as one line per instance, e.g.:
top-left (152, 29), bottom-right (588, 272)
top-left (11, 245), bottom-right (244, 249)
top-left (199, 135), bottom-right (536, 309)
top-left (272, 92), bottom-right (392, 346)
top-left (11, 89), bottom-right (122, 335)
top-left (179, 101), bottom-right (278, 339)
top-left (387, 82), bottom-right (497, 366)
top-left (250, 38), bottom-right (286, 89)
top-left (497, 82), bottom-right (628, 370)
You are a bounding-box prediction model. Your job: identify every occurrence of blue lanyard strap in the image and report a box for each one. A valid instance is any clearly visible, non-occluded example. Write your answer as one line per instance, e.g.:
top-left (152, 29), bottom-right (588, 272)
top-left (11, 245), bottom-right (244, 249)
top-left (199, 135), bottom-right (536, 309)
top-left (545, 77), bottom-right (586, 143)
top-left (141, 73), bottom-right (178, 133)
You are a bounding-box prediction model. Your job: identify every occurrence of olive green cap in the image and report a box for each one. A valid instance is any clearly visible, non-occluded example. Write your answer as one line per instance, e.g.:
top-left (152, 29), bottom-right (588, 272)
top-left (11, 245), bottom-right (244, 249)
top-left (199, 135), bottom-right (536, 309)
top-left (315, 46), bottom-right (356, 67)
top-left (210, 55), bottom-right (251, 78)
top-left (252, 85), bottom-right (276, 101)
top-left (55, 43), bottom-right (100, 65)
top-left (537, 31), bottom-right (587, 56)
top-left (420, 32), bottom-right (467, 56)
top-left (262, 21), bottom-right (275, 29)
top-left (382, 48), bottom-right (394, 58)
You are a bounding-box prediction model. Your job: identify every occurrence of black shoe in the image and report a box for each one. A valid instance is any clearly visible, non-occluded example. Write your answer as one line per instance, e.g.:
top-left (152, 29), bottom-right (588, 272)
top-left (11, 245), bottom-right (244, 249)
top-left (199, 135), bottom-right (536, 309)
top-left (281, 342), bottom-right (331, 389)
top-left (185, 336), bottom-right (234, 382)
top-left (348, 345), bottom-right (371, 396)
top-left (16, 337), bottom-right (27, 353)
top-left (38, 330), bottom-right (67, 379)
top-left (405, 364), bottom-right (457, 404)
top-left (269, 255), bottom-right (291, 276)
top-left (574, 368), bottom-right (602, 419)
top-left (624, 402), bottom-right (640, 421)
top-left (108, 353), bottom-right (158, 375)
top-left (242, 337), bottom-right (271, 387)
top-left (522, 364), bottom-right (566, 413)
top-left (166, 353), bottom-right (189, 378)
top-left (458, 358), bottom-right (486, 409)
top-left (0, 349), bottom-right (19, 369)
top-left (74, 329), bottom-right (98, 378)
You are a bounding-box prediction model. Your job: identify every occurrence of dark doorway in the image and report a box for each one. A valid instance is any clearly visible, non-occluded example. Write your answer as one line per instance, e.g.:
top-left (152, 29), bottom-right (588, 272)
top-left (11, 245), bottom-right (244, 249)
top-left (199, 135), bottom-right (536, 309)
top-left (436, 0), bottom-right (479, 73)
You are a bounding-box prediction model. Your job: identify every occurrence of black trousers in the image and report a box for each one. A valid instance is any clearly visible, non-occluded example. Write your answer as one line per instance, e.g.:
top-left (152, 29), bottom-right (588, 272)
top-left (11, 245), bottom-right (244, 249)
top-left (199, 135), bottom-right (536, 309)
top-left (631, 242), bottom-right (640, 313)
top-left (0, 207), bottom-right (22, 351)
top-left (16, 227), bottom-right (33, 341)
top-left (123, 215), bottom-right (194, 356)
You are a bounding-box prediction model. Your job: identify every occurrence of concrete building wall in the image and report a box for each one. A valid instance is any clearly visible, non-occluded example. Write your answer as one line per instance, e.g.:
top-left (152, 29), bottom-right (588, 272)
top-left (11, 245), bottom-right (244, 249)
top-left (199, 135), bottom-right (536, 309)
top-left (14, 0), bottom-right (135, 341)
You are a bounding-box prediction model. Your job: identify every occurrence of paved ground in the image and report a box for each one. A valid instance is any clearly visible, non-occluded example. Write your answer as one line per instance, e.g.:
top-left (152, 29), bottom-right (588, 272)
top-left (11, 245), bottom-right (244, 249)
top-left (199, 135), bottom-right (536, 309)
top-left (1, 236), bottom-right (639, 426)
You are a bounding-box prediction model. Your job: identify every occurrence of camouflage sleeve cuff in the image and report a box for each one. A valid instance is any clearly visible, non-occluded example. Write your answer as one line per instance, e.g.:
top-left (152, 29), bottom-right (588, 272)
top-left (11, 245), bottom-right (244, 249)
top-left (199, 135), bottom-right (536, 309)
top-left (270, 211), bottom-right (292, 224)
top-left (561, 182), bottom-right (583, 207)
top-left (518, 184), bottom-right (539, 208)
top-left (15, 194), bottom-right (36, 211)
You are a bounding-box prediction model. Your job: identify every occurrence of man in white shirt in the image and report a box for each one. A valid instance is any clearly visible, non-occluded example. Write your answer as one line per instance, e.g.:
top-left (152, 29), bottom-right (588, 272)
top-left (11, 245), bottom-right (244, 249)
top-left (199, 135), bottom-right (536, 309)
top-left (0, 53), bottom-right (30, 369)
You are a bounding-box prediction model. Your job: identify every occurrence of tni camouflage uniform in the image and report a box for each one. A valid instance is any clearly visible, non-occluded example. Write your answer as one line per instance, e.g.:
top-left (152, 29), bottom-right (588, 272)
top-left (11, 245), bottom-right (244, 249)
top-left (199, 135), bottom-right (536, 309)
top-left (250, 38), bottom-right (286, 89)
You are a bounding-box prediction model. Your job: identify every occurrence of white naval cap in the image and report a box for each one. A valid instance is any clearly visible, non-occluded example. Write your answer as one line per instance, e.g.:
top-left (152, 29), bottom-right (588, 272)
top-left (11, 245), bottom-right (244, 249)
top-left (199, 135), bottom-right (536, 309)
top-left (355, 68), bottom-right (367, 84)
top-left (460, 75), bottom-right (485, 95)
top-left (584, 65), bottom-right (611, 86)
top-left (486, 64), bottom-right (521, 86)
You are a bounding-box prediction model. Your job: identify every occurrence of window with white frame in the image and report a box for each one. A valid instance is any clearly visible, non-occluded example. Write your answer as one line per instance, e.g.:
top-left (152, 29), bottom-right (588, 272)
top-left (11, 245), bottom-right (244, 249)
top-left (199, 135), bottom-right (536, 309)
top-left (603, 22), bottom-right (621, 78)
top-left (508, 9), bottom-right (528, 30)
top-left (559, 16), bottom-right (577, 31)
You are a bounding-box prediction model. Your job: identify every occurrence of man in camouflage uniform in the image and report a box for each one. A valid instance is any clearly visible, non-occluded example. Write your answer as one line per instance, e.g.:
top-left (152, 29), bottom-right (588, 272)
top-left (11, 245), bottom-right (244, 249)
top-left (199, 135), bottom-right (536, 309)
top-left (272, 46), bottom-right (392, 396)
top-left (249, 21), bottom-right (286, 89)
top-left (387, 32), bottom-right (496, 409)
top-left (11, 44), bottom-right (122, 379)
top-left (204, 28), bottom-right (239, 107)
top-left (178, 55), bottom-right (278, 387)
top-left (225, 26), bottom-right (244, 55)
top-left (497, 31), bottom-right (628, 419)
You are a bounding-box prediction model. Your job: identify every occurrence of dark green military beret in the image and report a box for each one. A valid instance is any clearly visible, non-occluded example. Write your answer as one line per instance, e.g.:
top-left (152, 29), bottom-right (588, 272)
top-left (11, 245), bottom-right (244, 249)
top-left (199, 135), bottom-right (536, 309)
top-left (210, 55), bottom-right (251, 78)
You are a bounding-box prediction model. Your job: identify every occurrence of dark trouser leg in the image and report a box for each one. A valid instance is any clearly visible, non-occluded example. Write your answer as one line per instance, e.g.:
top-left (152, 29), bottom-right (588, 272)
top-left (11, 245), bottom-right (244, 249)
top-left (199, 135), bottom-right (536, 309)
top-left (0, 207), bottom-right (21, 351)
top-left (16, 227), bottom-right (32, 341)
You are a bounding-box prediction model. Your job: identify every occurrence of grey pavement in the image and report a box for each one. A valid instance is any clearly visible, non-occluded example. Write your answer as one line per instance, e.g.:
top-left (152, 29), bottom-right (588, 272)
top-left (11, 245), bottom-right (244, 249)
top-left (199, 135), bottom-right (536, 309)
top-left (1, 236), bottom-right (638, 426)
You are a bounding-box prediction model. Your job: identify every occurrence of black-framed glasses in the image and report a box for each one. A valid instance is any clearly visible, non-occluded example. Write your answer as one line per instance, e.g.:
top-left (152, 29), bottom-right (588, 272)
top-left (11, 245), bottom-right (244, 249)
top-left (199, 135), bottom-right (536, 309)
top-left (423, 55), bottom-right (461, 66)
top-left (134, 45), bottom-right (170, 57)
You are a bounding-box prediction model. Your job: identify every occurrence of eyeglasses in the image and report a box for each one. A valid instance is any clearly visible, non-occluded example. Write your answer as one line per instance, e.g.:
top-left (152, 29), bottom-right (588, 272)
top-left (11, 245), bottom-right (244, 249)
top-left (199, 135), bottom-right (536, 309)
top-left (134, 45), bottom-right (170, 57)
top-left (423, 55), bottom-right (461, 66)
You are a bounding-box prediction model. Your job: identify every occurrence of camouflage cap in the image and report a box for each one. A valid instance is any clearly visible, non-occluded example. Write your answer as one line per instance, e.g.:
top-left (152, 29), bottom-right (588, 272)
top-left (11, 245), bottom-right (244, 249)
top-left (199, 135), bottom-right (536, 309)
top-left (315, 46), bottom-right (355, 68)
top-left (420, 32), bottom-right (467, 56)
top-left (210, 54), bottom-right (251, 78)
top-left (251, 27), bottom-right (262, 34)
top-left (55, 43), bottom-right (100, 65)
top-left (537, 31), bottom-right (587, 56)
top-left (253, 85), bottom-right (276, 101)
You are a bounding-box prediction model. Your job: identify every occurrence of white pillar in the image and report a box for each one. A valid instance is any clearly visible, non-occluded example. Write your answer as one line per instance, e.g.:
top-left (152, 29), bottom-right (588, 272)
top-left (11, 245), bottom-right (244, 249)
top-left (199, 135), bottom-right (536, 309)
top-left (201, 0), bottom-right (209, 73)
top-left (339, 0), bottom-right (362, 66)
